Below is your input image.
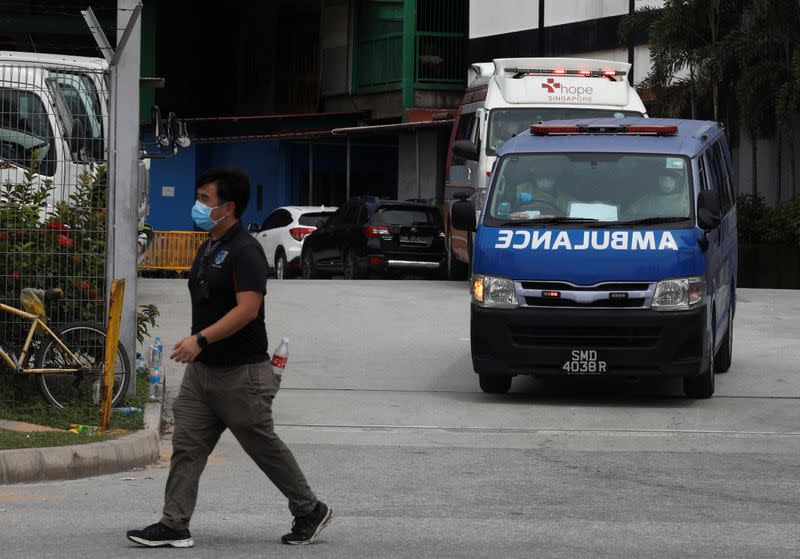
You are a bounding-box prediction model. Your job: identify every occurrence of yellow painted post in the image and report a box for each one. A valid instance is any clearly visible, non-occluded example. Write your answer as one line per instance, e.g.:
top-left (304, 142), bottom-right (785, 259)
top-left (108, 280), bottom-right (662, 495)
top-left (100, 279), bottom-right (125, 431)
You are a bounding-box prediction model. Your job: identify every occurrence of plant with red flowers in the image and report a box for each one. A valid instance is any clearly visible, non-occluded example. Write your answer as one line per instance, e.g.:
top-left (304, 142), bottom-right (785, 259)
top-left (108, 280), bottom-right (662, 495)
top-left (1, 165), bottom-right (107, 327)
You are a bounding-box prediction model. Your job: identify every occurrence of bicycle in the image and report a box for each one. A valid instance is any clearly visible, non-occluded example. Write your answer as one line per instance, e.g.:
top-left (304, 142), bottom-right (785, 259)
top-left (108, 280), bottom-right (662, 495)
top-left (0, 287), bottom-right (131, 409)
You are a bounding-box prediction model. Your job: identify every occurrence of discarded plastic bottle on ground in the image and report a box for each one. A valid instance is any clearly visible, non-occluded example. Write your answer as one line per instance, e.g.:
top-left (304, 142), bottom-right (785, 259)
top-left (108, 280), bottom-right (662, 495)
top-left (149, 336), bottom-right (163, 369)
top-left (148, 364), bottom-right (162, 401)
top-left (271, 337), bottom-right (289, 375)
top-left (111, 406), bottom-right (143, 417)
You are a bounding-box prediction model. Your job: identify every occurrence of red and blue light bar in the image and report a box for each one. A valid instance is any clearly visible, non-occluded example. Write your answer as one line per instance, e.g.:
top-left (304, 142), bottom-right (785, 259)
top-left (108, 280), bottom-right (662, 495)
top-left (530, 124), bottom-right (679, 136)
top-left (507, 67), bottom-right (624, 79)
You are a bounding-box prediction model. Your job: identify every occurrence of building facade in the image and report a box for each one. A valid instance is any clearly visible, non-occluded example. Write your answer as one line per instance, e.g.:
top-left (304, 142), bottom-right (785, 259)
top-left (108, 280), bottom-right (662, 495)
top-left (1, 0), bottom-right (467, 231)
top-left (469, 1), bottom-right (658, 93)
top-left (144, 0), bottom-right (467, 231)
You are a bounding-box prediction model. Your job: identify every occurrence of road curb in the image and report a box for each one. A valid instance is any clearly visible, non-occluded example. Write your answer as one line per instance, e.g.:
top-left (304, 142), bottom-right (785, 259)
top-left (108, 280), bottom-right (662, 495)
top-left (0, 402), bottom-right (162, 484)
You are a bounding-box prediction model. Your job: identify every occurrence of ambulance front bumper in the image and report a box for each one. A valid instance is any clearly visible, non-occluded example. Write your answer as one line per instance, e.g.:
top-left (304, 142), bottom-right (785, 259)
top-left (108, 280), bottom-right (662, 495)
top-left (470, 305), bottom-right (709, 378)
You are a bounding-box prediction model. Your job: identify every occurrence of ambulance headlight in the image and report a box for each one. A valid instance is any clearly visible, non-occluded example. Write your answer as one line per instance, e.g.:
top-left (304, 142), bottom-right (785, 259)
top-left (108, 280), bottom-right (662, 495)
top-left (652, 277), bottom-right (706, 311)
top-left (472, 275), bottom-right (518, 308)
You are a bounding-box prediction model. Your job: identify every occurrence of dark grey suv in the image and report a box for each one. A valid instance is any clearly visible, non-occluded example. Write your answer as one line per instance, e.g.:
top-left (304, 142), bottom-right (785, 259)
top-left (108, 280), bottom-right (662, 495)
top-left (301, 198), bottom-right (446, 279)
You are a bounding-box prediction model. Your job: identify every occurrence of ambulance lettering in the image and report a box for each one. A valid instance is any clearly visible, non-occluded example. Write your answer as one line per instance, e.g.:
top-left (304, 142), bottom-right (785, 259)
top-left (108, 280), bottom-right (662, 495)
top-left (531, 230), bottom-right (552, 250)
top-left (592, 231), bottom-right (610, 250)
top-left (496, 230), bottom-right (513, 249)
top-left (631, 231), bottom-right (656, 250)
top-left (552, 231), bottom-right (571, 250)
top-left (495, 230), bottom-right (679, 251)
top-left (512, 230), bottom-right (530, 249)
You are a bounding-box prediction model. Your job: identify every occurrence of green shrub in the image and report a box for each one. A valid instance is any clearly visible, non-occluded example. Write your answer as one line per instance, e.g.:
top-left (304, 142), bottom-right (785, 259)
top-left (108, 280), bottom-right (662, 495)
top-left (737, 194), bottom-right (800, 246)
top-left (761, 196), bottom-right (800, 246)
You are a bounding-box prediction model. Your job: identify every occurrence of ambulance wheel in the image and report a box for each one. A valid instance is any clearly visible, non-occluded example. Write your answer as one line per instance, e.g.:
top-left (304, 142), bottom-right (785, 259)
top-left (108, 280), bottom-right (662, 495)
top-left (684, 335), bottom-right (715, 399)
top-left (447, 233), bottom-right (468, 281)
top-left (479, 374), bottom-right (512, 394)
top-left (714, 309), bottom-right (733, 373)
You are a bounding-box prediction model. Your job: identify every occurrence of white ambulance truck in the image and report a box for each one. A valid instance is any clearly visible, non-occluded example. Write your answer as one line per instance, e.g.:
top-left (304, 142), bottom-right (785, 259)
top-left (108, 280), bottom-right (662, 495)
top-left (443, 57), bottom-right (648, 279)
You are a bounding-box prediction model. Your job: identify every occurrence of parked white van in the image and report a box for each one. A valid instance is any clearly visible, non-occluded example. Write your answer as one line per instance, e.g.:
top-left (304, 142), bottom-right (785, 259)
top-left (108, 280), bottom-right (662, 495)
top-left (443, 57), bottom-right (648, 279)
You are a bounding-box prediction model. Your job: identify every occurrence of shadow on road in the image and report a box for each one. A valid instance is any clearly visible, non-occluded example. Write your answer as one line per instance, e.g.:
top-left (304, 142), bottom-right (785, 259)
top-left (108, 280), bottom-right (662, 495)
top-left (449, 373), bottom-right (705, 410)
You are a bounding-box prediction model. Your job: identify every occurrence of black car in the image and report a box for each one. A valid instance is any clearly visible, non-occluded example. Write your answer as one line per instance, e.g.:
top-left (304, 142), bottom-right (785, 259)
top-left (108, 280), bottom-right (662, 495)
top-left (301, 198), bottom-right (446, 279)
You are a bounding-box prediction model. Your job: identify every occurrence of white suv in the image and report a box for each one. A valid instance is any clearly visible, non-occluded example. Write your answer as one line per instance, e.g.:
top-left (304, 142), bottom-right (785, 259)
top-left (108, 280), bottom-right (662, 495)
top-left (254, 206), bottom-right (337, 279)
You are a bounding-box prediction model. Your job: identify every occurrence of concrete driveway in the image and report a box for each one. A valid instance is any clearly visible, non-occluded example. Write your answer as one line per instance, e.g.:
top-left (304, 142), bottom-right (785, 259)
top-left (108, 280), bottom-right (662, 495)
top-left (2, 280), bottom-right (798, 558)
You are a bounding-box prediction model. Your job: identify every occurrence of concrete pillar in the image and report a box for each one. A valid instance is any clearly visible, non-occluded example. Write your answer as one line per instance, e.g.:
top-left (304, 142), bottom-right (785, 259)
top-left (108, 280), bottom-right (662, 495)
top-left (113, 0), bottom-right (141, 389)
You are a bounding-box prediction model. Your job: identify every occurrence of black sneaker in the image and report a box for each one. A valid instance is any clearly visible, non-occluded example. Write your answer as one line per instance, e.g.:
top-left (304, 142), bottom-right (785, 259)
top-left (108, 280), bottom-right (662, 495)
top-left (127, 522), bottom-right (194, 548)
top-left (281, 501), bottom-right (333, 545)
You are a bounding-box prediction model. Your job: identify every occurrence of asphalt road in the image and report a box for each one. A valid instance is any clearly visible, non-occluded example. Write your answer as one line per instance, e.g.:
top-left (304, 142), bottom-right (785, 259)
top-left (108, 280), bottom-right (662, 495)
top-left (1, 280), bottom-right (798, 558)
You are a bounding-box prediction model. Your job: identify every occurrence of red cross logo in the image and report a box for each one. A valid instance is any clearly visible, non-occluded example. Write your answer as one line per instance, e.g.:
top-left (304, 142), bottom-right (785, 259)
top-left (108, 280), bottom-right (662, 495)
top-left (541, 78), bottom-right (561, 93)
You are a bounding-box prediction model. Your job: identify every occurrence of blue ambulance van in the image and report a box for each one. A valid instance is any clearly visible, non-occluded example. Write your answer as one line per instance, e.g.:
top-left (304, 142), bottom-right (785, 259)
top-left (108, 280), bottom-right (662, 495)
top-left (450, 118), bottom-right (737, 398)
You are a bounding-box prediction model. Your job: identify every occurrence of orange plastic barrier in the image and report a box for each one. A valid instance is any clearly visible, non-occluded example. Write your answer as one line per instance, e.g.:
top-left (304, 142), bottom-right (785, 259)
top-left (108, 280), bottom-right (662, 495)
top-left (137, 231), bottom-right (208, 271)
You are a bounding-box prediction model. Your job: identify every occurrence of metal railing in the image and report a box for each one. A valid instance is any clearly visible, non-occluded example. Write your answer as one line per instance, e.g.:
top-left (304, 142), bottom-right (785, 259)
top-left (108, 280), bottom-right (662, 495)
top-left (415, 0), bottom-right (467, 86)
top-left (415, 33), bottom-right (466, 85)
top-left (354, 0), bottom-right (467, 91)
top-left (357, 34), bottom-right (404, 89)
top-left (354, 0), bottom-right (404, 90)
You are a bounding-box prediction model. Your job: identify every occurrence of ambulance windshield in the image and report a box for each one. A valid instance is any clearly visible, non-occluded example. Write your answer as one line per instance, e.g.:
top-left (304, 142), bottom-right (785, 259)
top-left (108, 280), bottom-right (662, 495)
top-left (488, 108), bottom-right (643, 154)
top-left (486, 153), bottom-right (692, 226)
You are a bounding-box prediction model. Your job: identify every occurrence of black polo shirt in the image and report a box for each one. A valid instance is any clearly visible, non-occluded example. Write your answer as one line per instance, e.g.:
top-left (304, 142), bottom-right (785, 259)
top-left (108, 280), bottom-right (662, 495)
top-left (188, 222), bottom-right (269, 366)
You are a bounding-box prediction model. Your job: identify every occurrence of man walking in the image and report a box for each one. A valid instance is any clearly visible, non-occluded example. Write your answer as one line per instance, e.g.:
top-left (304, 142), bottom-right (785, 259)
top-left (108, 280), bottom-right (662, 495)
top-left (127, 168), bottom-right (332, 548)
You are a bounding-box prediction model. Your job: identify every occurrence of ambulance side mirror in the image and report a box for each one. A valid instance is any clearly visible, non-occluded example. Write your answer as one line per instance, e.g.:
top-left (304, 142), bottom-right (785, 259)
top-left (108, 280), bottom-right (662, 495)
top-left (697, 190), bottom-right (722, 231)
top-left (452, 199), bottom-right (477, 231)
top-left (452, 140), bottom-right (478, 162)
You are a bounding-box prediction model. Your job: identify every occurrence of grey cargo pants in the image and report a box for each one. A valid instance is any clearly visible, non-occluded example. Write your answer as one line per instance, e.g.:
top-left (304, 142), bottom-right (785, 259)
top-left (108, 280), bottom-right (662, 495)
top-left (161, 360), bottom-right (317, 530)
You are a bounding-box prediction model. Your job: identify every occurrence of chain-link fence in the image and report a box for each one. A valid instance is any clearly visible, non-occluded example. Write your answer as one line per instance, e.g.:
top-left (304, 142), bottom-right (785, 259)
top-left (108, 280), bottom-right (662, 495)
top-left (0, 61), bottom-right (110, 357)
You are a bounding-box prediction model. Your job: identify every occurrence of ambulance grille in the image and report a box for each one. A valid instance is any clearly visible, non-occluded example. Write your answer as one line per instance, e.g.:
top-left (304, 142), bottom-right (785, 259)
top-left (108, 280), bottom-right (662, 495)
top-left (510, 326), bottom-right (661, 348)
top-left (524, 297), bottom-right (646, 308)
top-left (520, 281), bottom-right (651, 292)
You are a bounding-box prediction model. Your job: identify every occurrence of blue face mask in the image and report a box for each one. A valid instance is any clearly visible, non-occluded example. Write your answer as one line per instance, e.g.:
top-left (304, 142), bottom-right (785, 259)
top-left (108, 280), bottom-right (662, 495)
top-left (191, 201), bottom-right (225, 231)
top-left (517, 191), bottom-right (533, 203)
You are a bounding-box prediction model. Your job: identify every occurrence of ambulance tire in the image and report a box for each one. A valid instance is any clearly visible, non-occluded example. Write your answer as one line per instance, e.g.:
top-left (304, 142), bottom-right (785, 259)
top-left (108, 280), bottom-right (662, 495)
top-left (714, 309), bottom-right (733, 373)
top-left (447, 233), bottom-right (468, 281)
top-left (684, 334), bottom-right (715, 399)
top-left (479, 373), bottom-right (512, 394)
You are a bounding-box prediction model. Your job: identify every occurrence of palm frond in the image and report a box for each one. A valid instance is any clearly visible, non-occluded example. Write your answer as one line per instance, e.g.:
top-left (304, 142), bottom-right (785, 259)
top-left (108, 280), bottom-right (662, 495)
top-left (792, 47), bottom-right (800, 83)
top-left (618, 6), bottom-right (663, 44)
top-left (775, 82), bottom-right (799, 132)
top-left (737, 63), bottom-right (783, 138)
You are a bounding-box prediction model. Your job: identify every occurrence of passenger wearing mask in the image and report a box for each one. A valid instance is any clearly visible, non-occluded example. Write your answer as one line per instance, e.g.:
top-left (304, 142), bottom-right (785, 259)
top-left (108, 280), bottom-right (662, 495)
top-left (628, 170), bottom-right (690, 219)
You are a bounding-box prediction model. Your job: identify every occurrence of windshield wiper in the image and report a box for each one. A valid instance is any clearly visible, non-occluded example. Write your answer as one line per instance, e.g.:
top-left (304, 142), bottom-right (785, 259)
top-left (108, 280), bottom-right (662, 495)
top-left (497, 217), bottom-right (599, 226)
top-left (610, 216), bottom-right (691, 227)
